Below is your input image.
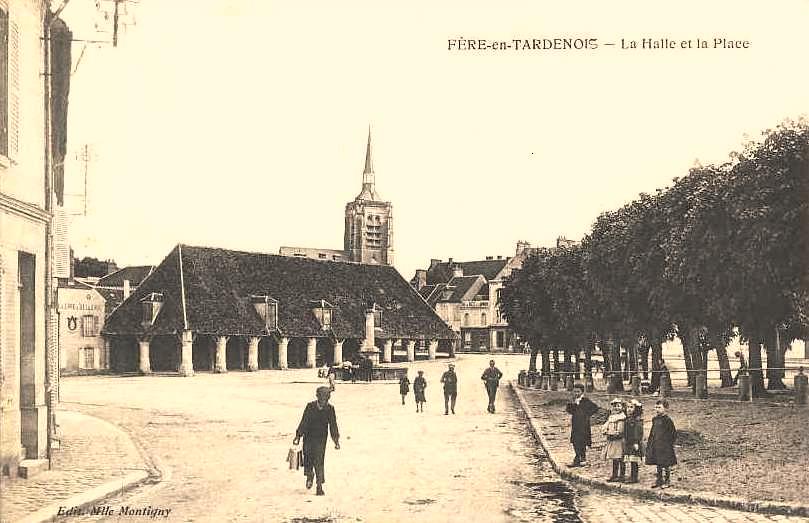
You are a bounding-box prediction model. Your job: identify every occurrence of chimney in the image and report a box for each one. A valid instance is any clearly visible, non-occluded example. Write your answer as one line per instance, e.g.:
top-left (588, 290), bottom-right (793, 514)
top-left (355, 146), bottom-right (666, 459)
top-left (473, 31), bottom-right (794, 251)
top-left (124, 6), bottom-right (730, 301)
top-left (515, 241), bottom-right (531, 256)
top-left (452, 264), bottom-right (463, 278)
top-left (123, 279), bottom-right (131, 300)
top-left (429, 259), bottom-right (441, 270)
top-left (485, 256), bottom-right (493, 260)
top-left (497, 255), bottom-right (502, 260)
top-left (414, 269), bottom-right (427, 290)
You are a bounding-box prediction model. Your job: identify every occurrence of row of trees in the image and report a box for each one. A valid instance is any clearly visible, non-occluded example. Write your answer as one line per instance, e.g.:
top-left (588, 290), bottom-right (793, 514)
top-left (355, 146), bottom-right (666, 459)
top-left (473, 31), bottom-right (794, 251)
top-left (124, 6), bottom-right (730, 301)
top-left (500, 120), bottom-right (809, 396)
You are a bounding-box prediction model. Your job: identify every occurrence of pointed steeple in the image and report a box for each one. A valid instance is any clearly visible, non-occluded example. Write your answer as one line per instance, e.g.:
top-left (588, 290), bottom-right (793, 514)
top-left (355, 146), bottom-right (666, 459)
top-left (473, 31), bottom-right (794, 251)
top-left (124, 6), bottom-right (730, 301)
top-left (356, 125), bottom-right (381, 201)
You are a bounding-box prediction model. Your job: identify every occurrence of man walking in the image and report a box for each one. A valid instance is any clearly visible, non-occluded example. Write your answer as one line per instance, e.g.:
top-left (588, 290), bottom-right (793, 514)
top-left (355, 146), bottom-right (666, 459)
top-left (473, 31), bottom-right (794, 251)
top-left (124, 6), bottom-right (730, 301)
top-left (440, 363), bottom-right (458, 415)
top-left (294, 386), bottom-right (340, 495)
top-left (481, 359), bottom-right (504, 413)
top-left (565, 383), bottom-right (599, 467)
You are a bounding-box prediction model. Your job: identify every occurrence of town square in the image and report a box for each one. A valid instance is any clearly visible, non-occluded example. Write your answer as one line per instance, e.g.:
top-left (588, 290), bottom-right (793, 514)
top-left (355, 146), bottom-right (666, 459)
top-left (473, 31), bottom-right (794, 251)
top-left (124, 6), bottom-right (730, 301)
top-left (1, 0), bottom-right (809, 522)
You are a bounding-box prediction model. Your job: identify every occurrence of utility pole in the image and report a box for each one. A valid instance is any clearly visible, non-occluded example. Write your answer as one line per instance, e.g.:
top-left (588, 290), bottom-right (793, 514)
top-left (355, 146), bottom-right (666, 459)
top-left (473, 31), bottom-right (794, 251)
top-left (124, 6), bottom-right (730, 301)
top-left (112, 0), bottom-right (120, 47)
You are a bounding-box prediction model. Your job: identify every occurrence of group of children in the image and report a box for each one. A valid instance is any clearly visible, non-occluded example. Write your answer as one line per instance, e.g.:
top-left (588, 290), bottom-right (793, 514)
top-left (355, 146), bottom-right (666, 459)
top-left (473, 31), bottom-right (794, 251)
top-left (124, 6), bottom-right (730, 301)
top-left (566, 383), bottom-right (678, 489)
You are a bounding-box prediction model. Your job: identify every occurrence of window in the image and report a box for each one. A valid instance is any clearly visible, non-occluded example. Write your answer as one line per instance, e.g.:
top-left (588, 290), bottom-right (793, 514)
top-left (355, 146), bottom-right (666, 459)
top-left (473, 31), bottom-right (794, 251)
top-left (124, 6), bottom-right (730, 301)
top-left (481, 312), bottom-right (487, 325)
top-left (310, 299), bottom-right (334, 330)
top-left (463, 313), bottom-right (470, 327)
top-left (464, 331), bottom-right (471, 348)
top-left (140, 292), bottom-right (164, 326)
top-left (251, 294), bottom-right (279, 331)
top-left (0, 8), bottom-right (18, 162)
top-left (81, 315), bottom-right (99, 337)
top-left (0, 8), bottom-right (8, 158)
top-left (318, 253), bottom-right (327, 259)
top-left (373, 306), bottom-right (382, 328)
top-left (496, 331), bottom-right (505, 348)
top-left (80, 347), bottom-right (95, 369)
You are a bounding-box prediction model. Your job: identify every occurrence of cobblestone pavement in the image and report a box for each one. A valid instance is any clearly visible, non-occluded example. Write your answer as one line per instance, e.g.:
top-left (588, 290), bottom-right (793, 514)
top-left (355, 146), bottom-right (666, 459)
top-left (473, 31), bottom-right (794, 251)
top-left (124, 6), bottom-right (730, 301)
top-left (35, 355), bottom-right (806, 522)
top-left (0, 410), bottom-right (147, 523)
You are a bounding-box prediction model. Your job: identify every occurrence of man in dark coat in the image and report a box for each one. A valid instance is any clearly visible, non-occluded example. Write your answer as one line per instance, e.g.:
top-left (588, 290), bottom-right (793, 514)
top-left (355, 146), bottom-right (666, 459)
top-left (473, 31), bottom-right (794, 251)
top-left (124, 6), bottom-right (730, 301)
top-left (481, 359), bottom-right (504, 414)
top-left (565, 383), bottom-right (599, 467)
top-left (294, 386), bottom-right (340, 495)
top-left (440, 363), bottom-right (458, 415)
top-left (645, 399), bottom-right (677, 488)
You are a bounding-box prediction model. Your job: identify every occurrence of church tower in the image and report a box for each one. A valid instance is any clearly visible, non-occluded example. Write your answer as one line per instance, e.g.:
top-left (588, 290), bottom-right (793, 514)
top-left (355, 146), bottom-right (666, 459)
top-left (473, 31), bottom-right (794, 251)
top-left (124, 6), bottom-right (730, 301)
top-left (344, 129), bottom-right (394, 265)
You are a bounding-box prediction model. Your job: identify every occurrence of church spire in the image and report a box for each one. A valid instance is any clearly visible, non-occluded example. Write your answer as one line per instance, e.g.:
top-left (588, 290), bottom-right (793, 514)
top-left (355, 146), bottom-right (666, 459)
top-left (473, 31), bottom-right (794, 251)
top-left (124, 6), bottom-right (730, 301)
top-left (356, 126), bottom-right (380, 201)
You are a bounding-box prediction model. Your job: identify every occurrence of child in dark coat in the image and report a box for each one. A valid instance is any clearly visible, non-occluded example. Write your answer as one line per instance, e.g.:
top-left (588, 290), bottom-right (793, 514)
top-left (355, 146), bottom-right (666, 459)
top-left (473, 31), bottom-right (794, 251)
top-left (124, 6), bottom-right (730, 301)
top-left (645, 399), bottom-right (677, 488)
top-left (399, 373), bottom-right (410, 405)
top-left (565, 383), bottom-right (599, 467)
top-left (623, 399), bottom-right (644, 483)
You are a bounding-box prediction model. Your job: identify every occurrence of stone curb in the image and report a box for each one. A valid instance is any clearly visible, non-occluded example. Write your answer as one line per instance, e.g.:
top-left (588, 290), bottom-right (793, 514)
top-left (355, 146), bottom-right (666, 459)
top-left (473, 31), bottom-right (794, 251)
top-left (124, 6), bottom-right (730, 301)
top-left (17, 410), bottom-right (162, 523)
top-left (509, 382), bottom-right (809, 518)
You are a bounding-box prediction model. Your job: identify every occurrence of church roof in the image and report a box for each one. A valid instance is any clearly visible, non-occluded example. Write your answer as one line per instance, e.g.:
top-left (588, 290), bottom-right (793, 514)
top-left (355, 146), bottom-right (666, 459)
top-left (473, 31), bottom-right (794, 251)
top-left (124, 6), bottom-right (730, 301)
top-left (103, 244), bottom-right (456, 340)
top-left (355, 128), bottom-right (382, 201)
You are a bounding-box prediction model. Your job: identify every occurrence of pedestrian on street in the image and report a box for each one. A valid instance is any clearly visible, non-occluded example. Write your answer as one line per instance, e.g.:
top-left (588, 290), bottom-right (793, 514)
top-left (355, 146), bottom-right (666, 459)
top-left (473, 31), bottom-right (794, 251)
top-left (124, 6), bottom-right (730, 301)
top-left (327, 365), bottom-right (337, 392)
top-left (440, 362), bottom-right (458, 415)
top-left (481, 359), bottom-right (503, 413)
top-left (413, 370), bottom-right (427, 412)
top-left (623, 399), bottom-right (644, 483)
top-left (399, 372), bottom-right (410, 405)
top-left (565, 383), bottom-right (599, 467)
top-left (293, 386), bottom-right (340, 496)
top-left (732, 351), bottom-right (748, 385)
top-left (646, 399), bottom-right (677, 489)
top-left (602, 397), bottom-right (627, 482)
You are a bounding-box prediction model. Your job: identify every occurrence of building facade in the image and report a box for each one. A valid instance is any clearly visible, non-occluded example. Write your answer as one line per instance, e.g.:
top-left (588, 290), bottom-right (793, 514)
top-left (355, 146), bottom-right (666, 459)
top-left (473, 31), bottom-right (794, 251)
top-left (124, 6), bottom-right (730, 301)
top-left (280, 129), bottom-right (394, 266)
top-left (413, 241), bottom-right (547, 353)
top-left (103, 245), bottom-right (455, 376)
top-left (56, 280), bottom-right (107, 374)
top-left (0, 1), bottom-right (71, 477)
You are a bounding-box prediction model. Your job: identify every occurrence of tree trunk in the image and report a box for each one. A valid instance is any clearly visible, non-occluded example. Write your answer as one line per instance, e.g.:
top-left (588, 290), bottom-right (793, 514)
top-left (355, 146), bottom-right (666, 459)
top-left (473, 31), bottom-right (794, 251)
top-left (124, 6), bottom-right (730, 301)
top-left (528, 338), bottom-right (539, 372)
top-left (552, 348), bottom-right (560, 375)
top-left (639, 341), bottom-right (650, 380)
top-left (650, 340), bottom-right (663, 392)
top-left (585, 342), bottom-right (593, 381)
top-left (715, 345), bottom-right (734, 388)
top-left (765, 328), bottom-right (786, 390)
top-left (680, 336), bottom-right (695, 388)
top-left (748, 330), bottom-right (766, 396)
top-left (609, 336), bottom-right (624, 392)
top-left (574, 349), bottom-right (582, 380)
top-left (541, 349), bottom-right (551, 377)
top-left (564, 349), bottom-right (574, 381)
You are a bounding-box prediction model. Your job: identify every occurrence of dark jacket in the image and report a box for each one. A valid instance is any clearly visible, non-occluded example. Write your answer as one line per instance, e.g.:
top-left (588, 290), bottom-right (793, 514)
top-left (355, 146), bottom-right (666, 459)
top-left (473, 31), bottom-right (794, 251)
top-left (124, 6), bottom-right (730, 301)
top-left (296, 401), bottom-right (339, 446)
top-left (399, 376), bottom-right (410, 395)
top-left (441, 370), bottom-right (458, 394)
top-left (645, 413), bottom-right (677, 466)
top-left (481, 367), bottom-right (503, 389)
top-left (624, 415), bottom-right (644, 457)
top-left (566, 397), bottom-right (599, 447)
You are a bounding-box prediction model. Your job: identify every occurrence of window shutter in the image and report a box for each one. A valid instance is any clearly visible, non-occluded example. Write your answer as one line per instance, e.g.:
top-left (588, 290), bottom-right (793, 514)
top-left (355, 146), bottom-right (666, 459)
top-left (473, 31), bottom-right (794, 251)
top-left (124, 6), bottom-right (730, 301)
top-left (7, 18), bottom-right (18, 161)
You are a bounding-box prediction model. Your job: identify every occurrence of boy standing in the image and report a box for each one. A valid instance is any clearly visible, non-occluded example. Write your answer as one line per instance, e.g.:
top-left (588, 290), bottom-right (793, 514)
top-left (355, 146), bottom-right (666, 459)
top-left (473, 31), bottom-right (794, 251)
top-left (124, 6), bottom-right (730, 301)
top-left (565, 383), bottom-right (599, 467)
top-left (646, 399), bottom-right (677, 489)
top-left (440, 363), bottom-right (458, 415)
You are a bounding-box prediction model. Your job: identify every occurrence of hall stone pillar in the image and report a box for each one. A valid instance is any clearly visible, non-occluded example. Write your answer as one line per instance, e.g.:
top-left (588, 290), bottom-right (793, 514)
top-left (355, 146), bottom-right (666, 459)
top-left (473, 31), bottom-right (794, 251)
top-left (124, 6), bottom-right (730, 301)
top-left (404, 339), bottom-right (415, 362)
top-left (138, 337), bottom-right (152, 375)
top-left (428, 340), bottom-right (438, 360)
top-left (247, 337), bottom-right (260, 371)
top-left (333, 340), bottom-right (343, 365)
top-left (278, 337), bottom-right (289, 370)
top-left (179, 330), bottom-right (194, 377)
top-left (382, 339), bottom-right (393, 363)
top-left (306, 338), bottom-right (317, 368)
top-left (214, 336), bottom-right (229, 373)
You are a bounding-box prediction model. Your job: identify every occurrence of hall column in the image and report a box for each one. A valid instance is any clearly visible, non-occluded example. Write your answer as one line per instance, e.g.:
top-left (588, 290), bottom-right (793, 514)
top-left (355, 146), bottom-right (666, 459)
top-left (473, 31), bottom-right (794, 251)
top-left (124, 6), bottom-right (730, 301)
top-left (428, 339), bottom-right (438, 360)
top-left (214, 335), bottom-right (229, 373)
top-left (404, 339), bottom-right (415, 362)
top-left (278, 337), bottom-right (289, 370)
top-left (382, 339), bottom-right (393, 363)
top-left (333, 339), bottom-right (343, 365)
top-left (138, 336), bottom-right (152, 375)
top-left (306, 337), bottom-right (317, 368)
top-left (247, 337), bottom-right (260, 371)
top-left (179, 330), bottom-right (194, 377)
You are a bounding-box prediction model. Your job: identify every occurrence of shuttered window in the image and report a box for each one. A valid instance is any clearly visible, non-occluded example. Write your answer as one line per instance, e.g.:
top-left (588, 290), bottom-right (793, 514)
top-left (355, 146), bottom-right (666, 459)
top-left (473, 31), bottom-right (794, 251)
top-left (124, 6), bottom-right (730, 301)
top-left (82, 315), bottom-right (99, 337)
top-left (0, 5), bottom-right (18, 163)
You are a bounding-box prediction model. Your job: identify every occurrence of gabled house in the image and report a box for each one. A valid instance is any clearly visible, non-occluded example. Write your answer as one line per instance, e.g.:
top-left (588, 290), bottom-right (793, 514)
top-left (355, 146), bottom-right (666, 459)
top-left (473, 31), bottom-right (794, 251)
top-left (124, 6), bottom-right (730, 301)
top-left (102, 244), bottom-right (456, 375)
top-left (93, 265), bottom-right (155, 315)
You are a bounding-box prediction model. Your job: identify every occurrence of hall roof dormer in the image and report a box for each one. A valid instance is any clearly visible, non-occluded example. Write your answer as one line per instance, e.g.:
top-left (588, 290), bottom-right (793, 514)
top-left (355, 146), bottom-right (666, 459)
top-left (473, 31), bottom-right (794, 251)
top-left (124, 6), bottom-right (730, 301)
top-left (355, 126), bottom-right (381, 202)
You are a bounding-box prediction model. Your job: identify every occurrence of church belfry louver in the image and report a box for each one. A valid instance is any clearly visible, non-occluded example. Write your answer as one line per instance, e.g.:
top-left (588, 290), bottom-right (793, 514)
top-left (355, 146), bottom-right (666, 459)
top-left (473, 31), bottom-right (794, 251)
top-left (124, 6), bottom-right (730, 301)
top-left (344, 128), bottom-right (394, 265)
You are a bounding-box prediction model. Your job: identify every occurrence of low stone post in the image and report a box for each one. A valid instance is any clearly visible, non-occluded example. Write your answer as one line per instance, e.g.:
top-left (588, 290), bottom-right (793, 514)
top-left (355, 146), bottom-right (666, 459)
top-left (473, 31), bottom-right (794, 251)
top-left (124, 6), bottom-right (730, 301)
top-left (794, 367), bottom-right (808, 406)
top-left (405, 340), bottom-right (415, 362)
top-left (382, 339), bottom-right (393, 363)
top-left (695, 372), bottom-right (708, 399)
top-left (738, 373), bottom-right (752, 402)
top-left (333, 340), bottom-right (343, 366)
top-left (660, 370), bottom-right (672, 398)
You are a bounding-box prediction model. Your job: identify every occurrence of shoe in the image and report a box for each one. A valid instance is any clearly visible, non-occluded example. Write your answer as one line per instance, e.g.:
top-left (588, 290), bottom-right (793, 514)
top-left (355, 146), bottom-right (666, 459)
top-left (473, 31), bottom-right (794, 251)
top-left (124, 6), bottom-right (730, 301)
top-left (305, 477), bottom-right (313, 489)
top-left (316, 485), bottom-right (325, 496)
top-left (445, 411), bottom-right (449, 415)
top-left (567, 463), bottom-right (582, 468)
top-left (660, 483), bottom-right (670, 490)
top-left (579, 461), bottom-right (588, 467)
top-left (452, 410), bottom-right (455, 414)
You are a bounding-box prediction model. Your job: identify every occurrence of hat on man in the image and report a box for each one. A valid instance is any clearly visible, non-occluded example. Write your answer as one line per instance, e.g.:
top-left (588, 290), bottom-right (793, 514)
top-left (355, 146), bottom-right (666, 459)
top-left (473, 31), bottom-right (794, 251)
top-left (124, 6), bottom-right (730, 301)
top-left (609, 397), bottom-right (624, 405)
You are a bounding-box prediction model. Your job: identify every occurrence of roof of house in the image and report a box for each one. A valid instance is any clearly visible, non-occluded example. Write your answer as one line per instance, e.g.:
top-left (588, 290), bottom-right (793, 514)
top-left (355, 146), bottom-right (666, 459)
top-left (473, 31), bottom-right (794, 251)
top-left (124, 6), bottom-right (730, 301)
top-left (103, 244), bottom-right (456, 340)
top-left (425, 259), bottom-right (508, 285)
top-left (97, 265), bottom-right (155, 288)
top-left (96, 287), bottom-right (125, 316)
top-left (436, 275), bottom-right (484, 303)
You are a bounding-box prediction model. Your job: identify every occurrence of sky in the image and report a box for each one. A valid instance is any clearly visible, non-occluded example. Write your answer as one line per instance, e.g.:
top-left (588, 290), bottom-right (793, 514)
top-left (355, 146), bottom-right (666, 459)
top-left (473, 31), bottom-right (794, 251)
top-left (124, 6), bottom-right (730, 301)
top-left (60, 0), bottom-right (809, 279)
